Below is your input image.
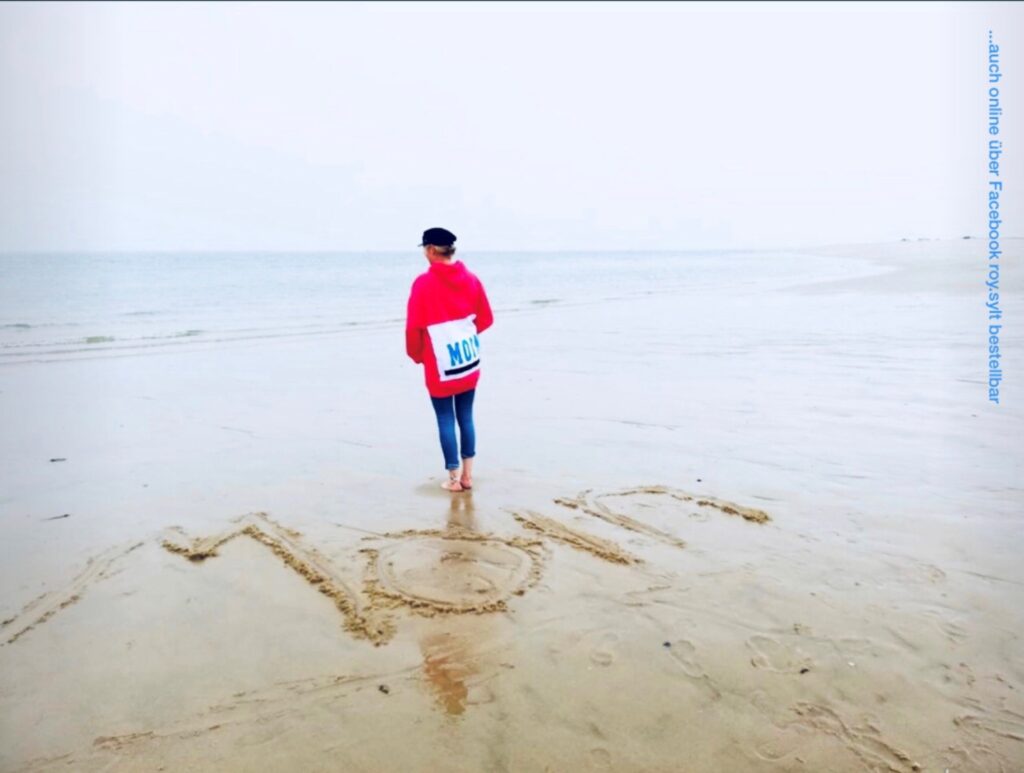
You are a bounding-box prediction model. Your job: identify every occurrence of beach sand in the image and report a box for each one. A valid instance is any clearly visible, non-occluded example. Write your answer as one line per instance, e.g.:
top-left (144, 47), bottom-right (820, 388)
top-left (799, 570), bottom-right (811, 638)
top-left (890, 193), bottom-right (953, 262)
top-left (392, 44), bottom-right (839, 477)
top-left (1, 238), bottom-right (1022, 771)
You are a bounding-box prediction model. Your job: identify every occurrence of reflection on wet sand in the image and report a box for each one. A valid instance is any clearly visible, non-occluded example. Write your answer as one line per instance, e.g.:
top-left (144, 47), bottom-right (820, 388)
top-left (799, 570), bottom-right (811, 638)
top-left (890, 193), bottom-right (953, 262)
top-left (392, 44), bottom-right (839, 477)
top-left (420, 624), bottom-right (483, 716)
top-left (420, 493), bottom-right (499, 716)
top-left (446, 492), bottom-right (478, 532)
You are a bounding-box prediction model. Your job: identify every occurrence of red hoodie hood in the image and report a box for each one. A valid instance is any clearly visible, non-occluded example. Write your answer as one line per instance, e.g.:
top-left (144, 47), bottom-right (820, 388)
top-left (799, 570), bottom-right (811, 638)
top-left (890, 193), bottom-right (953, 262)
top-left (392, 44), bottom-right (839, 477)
top-left (428, 260), bottom-right (473, 290)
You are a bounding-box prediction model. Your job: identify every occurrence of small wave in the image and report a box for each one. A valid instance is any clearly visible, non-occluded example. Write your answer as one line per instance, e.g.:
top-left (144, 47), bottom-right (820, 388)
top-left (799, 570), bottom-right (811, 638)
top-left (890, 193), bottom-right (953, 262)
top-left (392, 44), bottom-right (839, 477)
top-left (141, 329), bottom-right (203, 340)
top-left (530, 299), bottom-right (561, 305)
top-left (1, 322), bottom-right (80, 332)
top-left (0, 317), bottom-right (407, 363)
top-left (121, 310), bottom-right (163, 317)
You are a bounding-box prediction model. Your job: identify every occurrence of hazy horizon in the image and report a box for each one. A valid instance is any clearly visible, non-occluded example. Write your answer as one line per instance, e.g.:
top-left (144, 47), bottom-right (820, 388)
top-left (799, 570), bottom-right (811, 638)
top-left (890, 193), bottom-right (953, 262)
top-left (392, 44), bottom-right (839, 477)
top-left (2, 1), bottom-right (1021, 252)
top-left (3, 234), bottom-right (1019, 257)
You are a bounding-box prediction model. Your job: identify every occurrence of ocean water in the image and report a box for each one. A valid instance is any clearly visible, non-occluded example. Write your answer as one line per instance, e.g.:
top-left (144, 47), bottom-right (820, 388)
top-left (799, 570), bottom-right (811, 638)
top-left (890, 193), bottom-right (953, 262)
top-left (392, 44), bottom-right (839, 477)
top-left (0, 250), bottom-right (873, 363)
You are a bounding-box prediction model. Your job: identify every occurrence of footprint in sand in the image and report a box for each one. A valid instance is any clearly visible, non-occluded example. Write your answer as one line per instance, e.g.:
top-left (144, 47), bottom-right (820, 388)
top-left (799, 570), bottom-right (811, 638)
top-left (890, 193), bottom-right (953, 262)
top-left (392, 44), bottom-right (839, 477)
top-left (954, 696), bottom-right (1024, 744)
top-left (929, 617), bottom-right (969, 645)
top-left (940, 743), bottom-right (1010, 773)
top-left (665, 639), bottom-right (704, 679)
top-left (790, 702), bottom-right (920, 772)
top-left (590, 632), bottom-right (619, 666)
top-left (920, 563), bottom-right (947, 583)
top-left (823, 573), bottom-right (870, 592)
top-left (747, 635), bottom-right (814, 673)
top-left (753, 729), bottom-right (805, 762)
top-left (661, 639), bottom-right (722, 701)
top-left (876, 558), bottom-right (948, 588)
top-left (748, 688), bottom-right (808, 762)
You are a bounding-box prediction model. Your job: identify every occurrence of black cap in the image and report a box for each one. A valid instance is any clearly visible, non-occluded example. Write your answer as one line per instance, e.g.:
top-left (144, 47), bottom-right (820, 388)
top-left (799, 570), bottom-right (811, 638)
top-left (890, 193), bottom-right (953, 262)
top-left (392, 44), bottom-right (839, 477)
top-left (419, 227), bottom-right (457, 247)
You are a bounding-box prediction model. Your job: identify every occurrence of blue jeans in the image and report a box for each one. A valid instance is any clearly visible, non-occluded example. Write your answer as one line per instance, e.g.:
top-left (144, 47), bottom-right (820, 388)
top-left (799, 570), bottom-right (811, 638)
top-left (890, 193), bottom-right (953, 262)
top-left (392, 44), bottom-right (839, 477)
top-left (429, 388), bottom-right (476, 471)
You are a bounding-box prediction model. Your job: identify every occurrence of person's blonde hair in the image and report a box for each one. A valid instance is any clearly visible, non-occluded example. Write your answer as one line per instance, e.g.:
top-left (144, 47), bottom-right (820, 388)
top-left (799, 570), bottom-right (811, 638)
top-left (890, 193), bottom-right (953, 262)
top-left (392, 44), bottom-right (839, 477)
top-left (429, 244), bottom-right (457, 258)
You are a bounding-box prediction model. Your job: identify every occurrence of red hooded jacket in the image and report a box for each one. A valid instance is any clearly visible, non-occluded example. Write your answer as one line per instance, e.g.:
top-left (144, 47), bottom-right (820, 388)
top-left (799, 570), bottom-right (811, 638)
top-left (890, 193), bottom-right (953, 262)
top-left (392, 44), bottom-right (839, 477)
top-left (405, 260), bottom-right (494, 398)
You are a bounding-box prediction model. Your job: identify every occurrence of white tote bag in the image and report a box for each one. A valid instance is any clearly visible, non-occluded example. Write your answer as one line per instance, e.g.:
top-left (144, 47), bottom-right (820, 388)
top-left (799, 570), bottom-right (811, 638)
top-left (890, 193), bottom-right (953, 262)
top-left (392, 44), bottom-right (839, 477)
top-left (426, 314), bottom-right (481, 382)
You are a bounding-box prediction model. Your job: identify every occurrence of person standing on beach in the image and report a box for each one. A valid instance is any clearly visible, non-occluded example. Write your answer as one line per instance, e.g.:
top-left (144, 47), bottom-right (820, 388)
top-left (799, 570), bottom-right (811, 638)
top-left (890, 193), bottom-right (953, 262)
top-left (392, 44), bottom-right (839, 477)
top-left (406, 228), bottom-right (494, 492)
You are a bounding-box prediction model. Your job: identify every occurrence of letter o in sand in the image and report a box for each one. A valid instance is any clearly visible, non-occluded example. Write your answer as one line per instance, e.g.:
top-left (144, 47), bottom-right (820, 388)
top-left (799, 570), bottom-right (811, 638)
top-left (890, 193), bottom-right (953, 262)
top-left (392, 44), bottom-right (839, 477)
top-left (373, 536), bottom-right (537, 612)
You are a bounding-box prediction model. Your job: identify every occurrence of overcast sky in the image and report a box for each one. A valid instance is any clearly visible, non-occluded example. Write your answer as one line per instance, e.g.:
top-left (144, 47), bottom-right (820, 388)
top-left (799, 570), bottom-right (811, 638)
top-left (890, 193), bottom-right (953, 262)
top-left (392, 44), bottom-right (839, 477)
top-left (1, 1), bottom-right (1020, 252)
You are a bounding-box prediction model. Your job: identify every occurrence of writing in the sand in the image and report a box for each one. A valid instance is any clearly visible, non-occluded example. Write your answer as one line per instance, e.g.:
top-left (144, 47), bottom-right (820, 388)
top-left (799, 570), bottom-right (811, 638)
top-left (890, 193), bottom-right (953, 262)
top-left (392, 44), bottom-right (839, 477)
top-left (986, 30), bottom-right (1004, 405)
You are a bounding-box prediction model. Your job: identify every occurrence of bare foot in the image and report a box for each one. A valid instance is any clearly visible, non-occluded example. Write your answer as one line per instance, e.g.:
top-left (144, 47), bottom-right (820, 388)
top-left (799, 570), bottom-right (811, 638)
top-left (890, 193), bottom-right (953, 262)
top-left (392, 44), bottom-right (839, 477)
top-left (441, 477), bottom-right (463, 492)
top-left (460, 458), bottom-right (474, 490)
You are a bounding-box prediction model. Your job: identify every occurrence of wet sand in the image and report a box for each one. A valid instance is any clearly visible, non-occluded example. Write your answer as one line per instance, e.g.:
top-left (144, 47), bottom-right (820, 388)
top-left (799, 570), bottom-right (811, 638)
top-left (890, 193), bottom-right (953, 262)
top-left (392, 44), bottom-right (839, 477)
top-left (1, 239), bottom-right (1022, 771)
